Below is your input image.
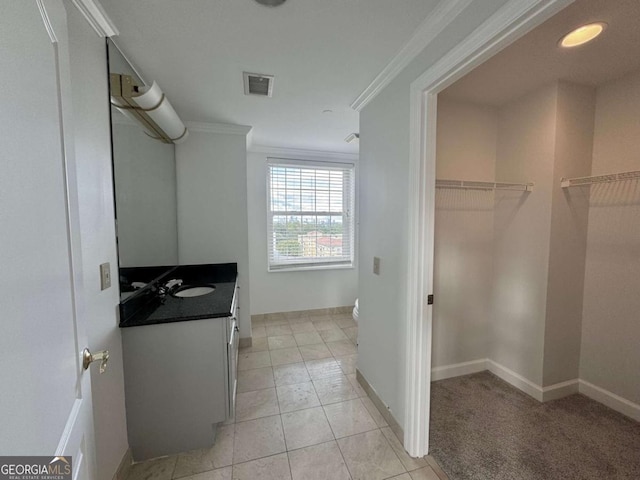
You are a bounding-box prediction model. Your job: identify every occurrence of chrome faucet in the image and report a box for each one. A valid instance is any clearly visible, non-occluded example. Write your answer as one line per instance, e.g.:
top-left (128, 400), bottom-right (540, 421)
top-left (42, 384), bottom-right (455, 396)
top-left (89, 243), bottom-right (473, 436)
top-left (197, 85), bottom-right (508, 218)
top-left (158, 278), bottom-right (183, 297)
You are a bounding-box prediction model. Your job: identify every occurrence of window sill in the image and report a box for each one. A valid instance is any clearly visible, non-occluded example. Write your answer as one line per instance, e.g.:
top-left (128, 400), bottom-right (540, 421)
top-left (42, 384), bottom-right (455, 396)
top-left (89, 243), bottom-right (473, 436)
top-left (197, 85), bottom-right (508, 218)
top-left (268, 263), bottom-right (355, 273)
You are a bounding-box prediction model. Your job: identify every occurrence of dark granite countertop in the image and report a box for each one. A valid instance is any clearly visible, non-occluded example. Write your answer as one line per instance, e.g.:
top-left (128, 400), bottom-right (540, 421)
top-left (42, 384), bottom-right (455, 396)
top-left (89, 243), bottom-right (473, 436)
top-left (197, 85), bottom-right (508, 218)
top-left (119, 263), bottom-right (237, 328)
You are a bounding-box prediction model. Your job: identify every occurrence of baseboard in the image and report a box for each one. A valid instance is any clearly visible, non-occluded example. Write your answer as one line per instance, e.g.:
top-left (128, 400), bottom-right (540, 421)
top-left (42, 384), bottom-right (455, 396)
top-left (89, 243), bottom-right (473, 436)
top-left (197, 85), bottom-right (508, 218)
top-left (541, 378), bottom-right (579, 402)
top-left (579, 380), bottom-right (640, 422)
top-left (431, 359), bottom-right (487, 381)
top-left (485, 359), bottom-right (544, 402)
top-left (356, 368), bottom-right (404, 443)
top-left (251, 306), bottom-right (352, 322)
top-left (113, 448), bottom-right (132, 480)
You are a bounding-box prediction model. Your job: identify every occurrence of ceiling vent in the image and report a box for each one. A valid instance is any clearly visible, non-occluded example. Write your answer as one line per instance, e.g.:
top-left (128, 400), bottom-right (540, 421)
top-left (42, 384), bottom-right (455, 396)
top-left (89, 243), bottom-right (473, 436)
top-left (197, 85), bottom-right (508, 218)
top-left (243, 72), bottom-right (274, 97)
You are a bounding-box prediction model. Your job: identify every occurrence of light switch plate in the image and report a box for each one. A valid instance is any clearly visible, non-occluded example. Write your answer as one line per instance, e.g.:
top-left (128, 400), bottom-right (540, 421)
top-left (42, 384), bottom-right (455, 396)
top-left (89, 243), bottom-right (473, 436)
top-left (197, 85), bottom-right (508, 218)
top-left (373, 257), bottom-right (381, 275)
top-left (100, 262), bottom-right (111, 290)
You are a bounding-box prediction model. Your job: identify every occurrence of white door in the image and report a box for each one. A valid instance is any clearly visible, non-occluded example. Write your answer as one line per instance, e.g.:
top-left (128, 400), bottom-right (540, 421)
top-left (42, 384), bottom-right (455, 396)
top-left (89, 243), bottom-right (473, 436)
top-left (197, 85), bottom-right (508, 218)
top-left (0, 1), bottom-right (97, 478)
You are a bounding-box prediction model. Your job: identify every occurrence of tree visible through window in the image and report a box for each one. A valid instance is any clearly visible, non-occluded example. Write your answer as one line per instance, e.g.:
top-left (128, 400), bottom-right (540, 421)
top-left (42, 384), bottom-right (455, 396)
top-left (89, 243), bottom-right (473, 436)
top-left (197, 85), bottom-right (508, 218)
top-left (267, 158), bottom-right (355, 271)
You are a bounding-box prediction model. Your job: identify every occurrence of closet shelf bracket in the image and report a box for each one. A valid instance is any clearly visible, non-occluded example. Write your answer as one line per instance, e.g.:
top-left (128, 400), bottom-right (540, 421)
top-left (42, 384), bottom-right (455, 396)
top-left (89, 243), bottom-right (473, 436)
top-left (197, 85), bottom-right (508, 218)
top-left (561, 170), bottom-right (640, 188)
top-left (435, 179), bottom-right (534, 192)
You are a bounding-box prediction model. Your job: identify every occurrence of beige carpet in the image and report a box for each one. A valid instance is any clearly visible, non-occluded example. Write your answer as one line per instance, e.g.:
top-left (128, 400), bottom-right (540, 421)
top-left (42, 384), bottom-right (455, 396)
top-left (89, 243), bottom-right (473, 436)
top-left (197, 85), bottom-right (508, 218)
top-left (429, 371), bottom-right (640, 480)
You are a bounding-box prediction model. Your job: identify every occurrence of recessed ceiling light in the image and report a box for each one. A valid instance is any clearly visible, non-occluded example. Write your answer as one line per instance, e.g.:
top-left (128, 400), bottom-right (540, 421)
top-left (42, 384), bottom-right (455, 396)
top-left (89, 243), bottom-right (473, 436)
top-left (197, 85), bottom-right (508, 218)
top-left (559, 22), bottom-right (607, 48)
top-left (254, 0), bottom-right (287, 6)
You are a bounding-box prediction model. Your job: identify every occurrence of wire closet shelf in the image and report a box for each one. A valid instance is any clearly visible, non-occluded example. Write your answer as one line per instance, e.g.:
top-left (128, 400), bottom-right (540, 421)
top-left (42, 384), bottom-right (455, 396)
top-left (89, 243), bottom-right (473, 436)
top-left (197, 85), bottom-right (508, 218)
top-left (435, 179), bottom-right (534, 192)
top-left (561, 170), bottom-right (640, 188)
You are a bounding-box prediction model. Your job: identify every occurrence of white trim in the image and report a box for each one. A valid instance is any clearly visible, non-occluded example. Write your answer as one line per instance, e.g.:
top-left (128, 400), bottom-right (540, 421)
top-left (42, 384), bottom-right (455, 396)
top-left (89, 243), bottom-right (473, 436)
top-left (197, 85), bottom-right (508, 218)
top-left (350, 0), bottom-right (473, 112)
top-left (542, 378), bottom-right (579, 402)
top-left (404, 0), bottom-right (575, 458)
top-left (431, 359), bottom-right (487, 381)
top-left (579, 380), bottom-right (640, 422)
top-left (486, 360), bottom-right (544, 401)
top-left (70, 0), bottom-right (119, 37)
top-left (250, 145), bottom-right (358, 162)
top-left (185, 121), bottom-right (252, 136)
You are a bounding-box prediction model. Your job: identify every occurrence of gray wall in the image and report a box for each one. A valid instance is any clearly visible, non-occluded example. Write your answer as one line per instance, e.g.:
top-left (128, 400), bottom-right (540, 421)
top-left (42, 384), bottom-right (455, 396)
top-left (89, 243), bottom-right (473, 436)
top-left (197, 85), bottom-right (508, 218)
top-left (112, 121), bottom-right (178, 267)
top-left (358, 0), bottom-right (509, 427)
top-left (246, 151), bottom-right (359, 315)
top-left (580, 69), bottom-right (640, 404)
top-left (433, 99), bottom-right (497, 367)
top-left (66, 5), bottom-right (129, 479)
top-left (176, 130), bottom-right (251, 338)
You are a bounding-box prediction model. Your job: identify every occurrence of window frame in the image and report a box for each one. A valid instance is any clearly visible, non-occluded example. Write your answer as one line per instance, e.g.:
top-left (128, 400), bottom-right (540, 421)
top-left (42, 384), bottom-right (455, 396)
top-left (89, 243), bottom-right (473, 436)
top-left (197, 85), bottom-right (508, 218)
top-left (266, 157), bottom-right (356, 272)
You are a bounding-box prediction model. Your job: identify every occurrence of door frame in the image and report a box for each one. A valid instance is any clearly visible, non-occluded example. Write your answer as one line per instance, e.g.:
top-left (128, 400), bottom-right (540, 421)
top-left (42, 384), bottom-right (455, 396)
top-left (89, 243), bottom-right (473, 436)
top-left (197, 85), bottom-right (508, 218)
top-left (403, 0), bottom-right (575, 457)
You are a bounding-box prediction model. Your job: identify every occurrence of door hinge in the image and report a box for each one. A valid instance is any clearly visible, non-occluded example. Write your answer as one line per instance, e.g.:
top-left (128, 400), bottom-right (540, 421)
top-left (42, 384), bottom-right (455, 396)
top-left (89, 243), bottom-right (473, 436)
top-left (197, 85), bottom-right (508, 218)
top-left (427, 294), bottom-right (434, 305)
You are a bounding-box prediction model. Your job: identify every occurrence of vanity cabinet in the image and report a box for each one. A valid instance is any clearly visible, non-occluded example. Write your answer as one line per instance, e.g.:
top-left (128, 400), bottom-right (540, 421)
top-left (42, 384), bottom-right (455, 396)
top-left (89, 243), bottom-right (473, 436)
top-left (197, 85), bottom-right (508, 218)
top-left (121, 285), bottom-right (240, 461)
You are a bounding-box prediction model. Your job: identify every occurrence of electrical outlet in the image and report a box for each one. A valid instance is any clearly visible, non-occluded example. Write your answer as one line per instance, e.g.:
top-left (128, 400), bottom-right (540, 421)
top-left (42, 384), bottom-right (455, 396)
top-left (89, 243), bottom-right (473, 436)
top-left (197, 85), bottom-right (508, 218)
top-left (100, 262), bottom-right (111, 290)
top-left (373, 256), bottom-right (381, 275)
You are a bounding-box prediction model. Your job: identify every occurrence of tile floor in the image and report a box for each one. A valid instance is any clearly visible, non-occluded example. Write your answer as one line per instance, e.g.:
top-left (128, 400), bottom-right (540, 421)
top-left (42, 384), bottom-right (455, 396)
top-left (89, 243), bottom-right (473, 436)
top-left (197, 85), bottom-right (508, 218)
top-left (125, 312), bottom-right (444, 480)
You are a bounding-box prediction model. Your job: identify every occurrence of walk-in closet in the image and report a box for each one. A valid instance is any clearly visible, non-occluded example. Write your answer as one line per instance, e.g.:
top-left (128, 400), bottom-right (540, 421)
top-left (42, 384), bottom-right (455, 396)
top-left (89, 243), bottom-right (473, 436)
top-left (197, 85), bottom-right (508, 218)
top-left (428, 0), bottom-right (640, 478)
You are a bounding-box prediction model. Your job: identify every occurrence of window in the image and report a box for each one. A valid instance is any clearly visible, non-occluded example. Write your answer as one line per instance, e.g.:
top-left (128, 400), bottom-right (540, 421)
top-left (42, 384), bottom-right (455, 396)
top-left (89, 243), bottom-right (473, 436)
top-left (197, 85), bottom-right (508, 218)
top-left (267, 158), bottom-right (355, 271)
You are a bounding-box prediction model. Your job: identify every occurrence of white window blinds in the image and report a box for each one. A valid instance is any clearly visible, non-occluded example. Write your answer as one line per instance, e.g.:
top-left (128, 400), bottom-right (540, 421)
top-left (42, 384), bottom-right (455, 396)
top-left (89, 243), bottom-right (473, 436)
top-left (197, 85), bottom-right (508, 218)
top-left (267, 158), bottom-right (355, 271)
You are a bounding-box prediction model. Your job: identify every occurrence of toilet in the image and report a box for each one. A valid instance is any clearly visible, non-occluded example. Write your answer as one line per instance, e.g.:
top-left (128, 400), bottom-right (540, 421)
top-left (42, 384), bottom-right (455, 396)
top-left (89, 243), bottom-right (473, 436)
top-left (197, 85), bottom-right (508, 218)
top-left (352, 298), bottom-right (359, 323)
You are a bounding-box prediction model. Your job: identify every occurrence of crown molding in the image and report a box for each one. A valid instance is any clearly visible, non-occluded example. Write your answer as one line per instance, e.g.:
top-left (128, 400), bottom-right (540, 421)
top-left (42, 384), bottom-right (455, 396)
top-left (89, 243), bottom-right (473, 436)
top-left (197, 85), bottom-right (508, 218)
top-left (71, 0), bottom-right (119, 37)
top-left (350, 0), bottom-right (473, 112)
top-left (249, 145), bottom-right (358, 162)
top-left (185, 121), bottom-right (253, 136)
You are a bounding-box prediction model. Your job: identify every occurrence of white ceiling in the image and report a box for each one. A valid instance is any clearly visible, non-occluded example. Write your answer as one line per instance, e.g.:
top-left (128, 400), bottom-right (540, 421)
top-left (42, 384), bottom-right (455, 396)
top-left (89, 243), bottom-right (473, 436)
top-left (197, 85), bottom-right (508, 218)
top-left (442, 0), bottom-right (640, 106)
top-left (100, 0), bottom-right (441, 153)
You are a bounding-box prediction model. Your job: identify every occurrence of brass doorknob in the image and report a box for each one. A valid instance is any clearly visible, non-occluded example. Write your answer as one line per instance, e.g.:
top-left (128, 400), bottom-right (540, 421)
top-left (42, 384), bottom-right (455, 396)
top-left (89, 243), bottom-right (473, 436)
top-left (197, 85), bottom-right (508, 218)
top-left (82, 348), bottom-right (109, 374)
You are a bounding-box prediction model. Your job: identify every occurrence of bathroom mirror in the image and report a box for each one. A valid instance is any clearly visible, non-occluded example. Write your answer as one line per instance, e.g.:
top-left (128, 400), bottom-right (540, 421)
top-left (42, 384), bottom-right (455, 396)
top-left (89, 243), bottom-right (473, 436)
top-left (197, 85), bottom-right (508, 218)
top-left (107, 39), bottom-right (179, 300)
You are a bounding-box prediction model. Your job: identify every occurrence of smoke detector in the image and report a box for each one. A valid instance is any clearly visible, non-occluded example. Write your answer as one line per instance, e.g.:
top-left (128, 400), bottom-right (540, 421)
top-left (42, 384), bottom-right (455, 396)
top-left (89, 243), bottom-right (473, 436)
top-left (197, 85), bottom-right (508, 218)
top-left (254, 0), bottom-right (287, 6)
top-left (243, 72), bottom-right (274, 97)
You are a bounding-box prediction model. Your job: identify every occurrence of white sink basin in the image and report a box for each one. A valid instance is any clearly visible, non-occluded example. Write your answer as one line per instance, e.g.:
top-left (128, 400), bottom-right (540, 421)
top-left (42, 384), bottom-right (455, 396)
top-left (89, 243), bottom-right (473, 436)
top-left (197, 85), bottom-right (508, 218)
top-left (172, 286), bottom-right (215, 298)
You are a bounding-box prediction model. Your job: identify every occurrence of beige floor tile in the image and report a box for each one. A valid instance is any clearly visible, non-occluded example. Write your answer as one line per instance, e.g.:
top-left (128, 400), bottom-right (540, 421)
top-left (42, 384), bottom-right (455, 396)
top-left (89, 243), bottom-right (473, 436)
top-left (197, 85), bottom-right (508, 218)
top-left (263, 317), bottom-right (289, 327)
top-left (409, 467), bottom-right (440, 480)
top-left (305, 358), bottom-right (343, 380)
top-left (389, 475), bottom-right (412, 480)
top-left (238, 351), bottom-right (271, 371)
top-left (335, 354), bottom-right (357, 375)
top-left (288, 441), bottom-right (351, 480)
top-left (318, 328), bottom-right (348, 343)
top-left (426, 456), bottom-right (449, 479)
top-left (326, 340), bottom-right (357, 357)
top-left (361, 397), bottom-right (389, 428)
top-left (380, 427), bottom-right (427, 471)
top-left (266, 324), bottom-right (293, 336)
top-left (281, 407), bottom-right (334, 451)
top-left (289, 321), bottom-right (316, 333)
top-left (252, 326), bottom-right (267, 338)
top-left (334, 317), bottom-right (357, 329)
top-left (311, 319), bottom-right (340, 331)
top-left (126, 456), bottom-right (176, 480)
top-left (237, 367), bottom-right (274, 393)
top-left (337, 429), bottom-right (405, 480)
top-left (231, 453), bottom-right (291, 480)
top-left (268, 335), bottom-right (297, 350)
top-left (235, 388), bottom-right (280, 422)
top-left (233, 415), bottom-right (286, 464)
top-left (312, 375), bottom-right (359, 405)
top-left (175, 466), bottom-right (232, 480)
top-left (346, 374), bottom-right (368, 397)
top-left (299, 343), bottom-right (333, 361)
top-left (270, 347), bottom-right (303, 366)
top-left (243, 337), bottom-right (269, 352)
top-left (343, 327), bottom-right (358, 342)
top-left (323, 399), bottom-right (378, 438)
top-left (293, 331), bottom-right (323, 346)
top-left (276, 382), bottom-right (320, 413)
top-left (273, 363), bottom-right (311, 386)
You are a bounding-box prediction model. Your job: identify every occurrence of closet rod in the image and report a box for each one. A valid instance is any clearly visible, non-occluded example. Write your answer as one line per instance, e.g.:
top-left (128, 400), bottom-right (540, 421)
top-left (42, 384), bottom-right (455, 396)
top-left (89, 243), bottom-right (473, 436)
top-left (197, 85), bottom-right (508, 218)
top-left (435, 179), bottom-right (534, 192)
top-left (561, 170), bottom-right (640, 188)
